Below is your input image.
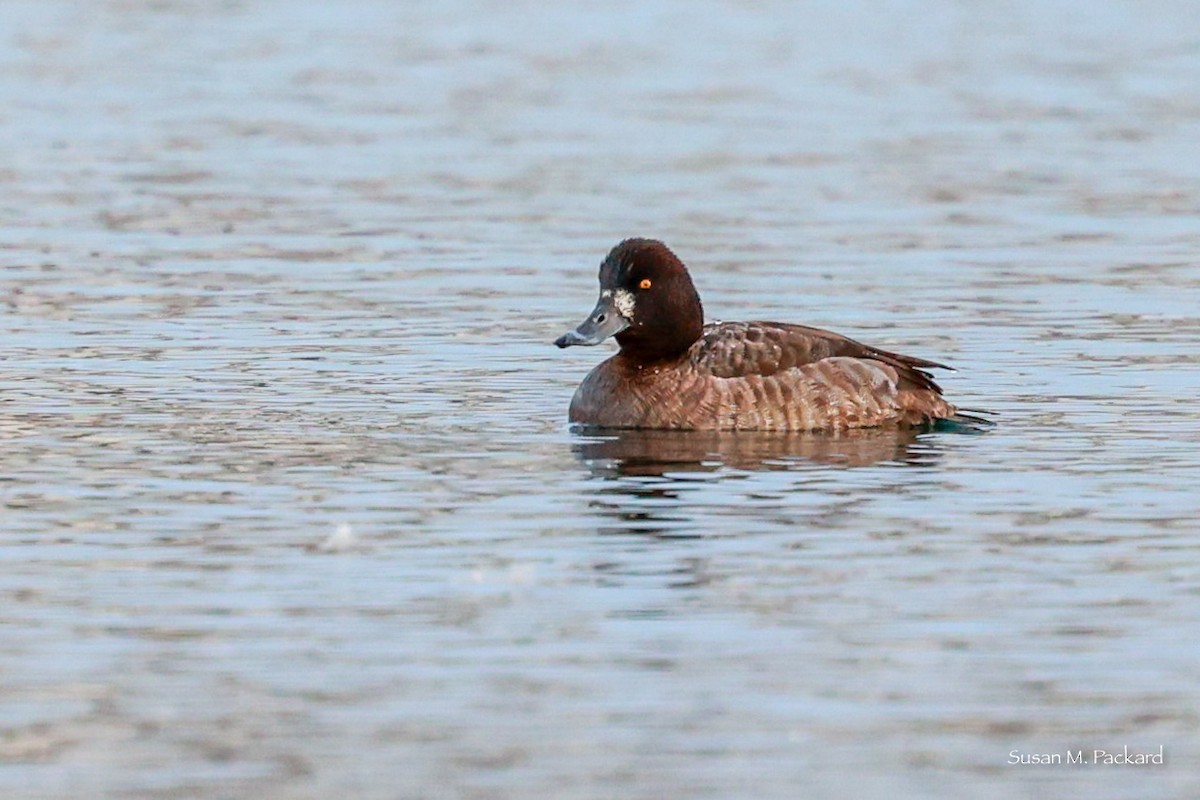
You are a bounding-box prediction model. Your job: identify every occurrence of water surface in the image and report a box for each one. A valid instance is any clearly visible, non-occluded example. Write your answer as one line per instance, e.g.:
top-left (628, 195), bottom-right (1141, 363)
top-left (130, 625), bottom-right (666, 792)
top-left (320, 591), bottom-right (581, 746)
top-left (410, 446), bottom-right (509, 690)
top-left (2, 2), bottom-right (1200, 798)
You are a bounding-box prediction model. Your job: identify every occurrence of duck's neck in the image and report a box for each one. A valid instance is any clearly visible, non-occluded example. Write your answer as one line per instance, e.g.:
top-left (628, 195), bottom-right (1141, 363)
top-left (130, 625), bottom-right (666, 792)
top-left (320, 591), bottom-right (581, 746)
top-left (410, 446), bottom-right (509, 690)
top-left (615, 305), bottom-right (704, 364)
top-left (616, 334), bottom-right (698, 367)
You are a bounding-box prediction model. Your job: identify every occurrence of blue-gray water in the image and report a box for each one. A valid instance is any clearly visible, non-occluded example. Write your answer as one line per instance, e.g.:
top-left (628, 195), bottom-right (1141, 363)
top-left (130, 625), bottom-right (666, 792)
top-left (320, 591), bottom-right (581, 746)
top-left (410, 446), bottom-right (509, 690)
top-left (3, 2), bottom-right (1199, 798)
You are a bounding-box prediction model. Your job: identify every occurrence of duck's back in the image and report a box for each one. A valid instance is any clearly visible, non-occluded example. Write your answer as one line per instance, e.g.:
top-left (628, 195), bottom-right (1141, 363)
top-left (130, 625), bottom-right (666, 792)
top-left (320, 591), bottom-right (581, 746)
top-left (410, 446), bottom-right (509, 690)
top-left (568, 321), bottom-right (958, 431)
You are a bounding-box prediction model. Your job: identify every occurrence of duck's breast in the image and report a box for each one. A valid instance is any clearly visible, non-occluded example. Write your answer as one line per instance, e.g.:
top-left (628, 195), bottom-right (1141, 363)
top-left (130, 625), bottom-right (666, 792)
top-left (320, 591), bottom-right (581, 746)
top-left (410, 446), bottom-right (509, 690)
top-left (567, 356), bottom-right (706, 429)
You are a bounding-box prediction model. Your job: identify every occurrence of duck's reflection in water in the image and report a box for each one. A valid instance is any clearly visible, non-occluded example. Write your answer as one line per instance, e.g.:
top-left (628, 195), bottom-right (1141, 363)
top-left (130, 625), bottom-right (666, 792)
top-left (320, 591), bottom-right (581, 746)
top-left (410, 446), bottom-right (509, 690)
top-left (572, 427), bottom-right (944, 540)
top-left (574, 426), bottom-right (938, 477)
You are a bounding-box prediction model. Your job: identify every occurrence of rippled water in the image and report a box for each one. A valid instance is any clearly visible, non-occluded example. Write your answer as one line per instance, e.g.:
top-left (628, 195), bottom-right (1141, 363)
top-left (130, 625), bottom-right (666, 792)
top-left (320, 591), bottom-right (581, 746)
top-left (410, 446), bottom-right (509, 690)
top-left (3, 2), bottom-right (1200, 798)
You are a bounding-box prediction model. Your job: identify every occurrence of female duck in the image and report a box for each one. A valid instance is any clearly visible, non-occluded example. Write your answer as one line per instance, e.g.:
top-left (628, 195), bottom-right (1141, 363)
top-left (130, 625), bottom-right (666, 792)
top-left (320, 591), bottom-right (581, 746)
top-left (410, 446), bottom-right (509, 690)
top-left (555, 239), bottom-right (967, 431)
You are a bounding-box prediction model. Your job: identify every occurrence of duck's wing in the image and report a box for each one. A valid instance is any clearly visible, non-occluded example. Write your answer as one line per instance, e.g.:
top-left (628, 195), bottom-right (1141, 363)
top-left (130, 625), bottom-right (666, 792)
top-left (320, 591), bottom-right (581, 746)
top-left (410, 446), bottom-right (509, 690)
top-left (692, 321), bottom-right (949, 393)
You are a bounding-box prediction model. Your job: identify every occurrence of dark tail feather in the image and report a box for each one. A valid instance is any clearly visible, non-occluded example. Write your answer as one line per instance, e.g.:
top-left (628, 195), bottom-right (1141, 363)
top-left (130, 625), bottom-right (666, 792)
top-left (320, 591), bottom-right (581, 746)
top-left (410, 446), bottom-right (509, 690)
top-left (933, 409), bottom-right (995, 433)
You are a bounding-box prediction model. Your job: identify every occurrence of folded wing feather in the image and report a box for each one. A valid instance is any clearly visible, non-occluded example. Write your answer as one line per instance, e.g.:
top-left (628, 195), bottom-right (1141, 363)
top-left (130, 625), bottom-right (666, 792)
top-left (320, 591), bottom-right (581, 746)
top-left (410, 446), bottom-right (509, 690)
top-left (693, 321), bottom-right (948, 394)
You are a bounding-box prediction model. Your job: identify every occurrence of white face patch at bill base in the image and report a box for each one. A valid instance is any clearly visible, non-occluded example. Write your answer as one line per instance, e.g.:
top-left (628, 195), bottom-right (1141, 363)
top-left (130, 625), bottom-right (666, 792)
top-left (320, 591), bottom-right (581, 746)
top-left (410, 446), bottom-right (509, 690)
top-left (612, 289), bottom-right (635, 319)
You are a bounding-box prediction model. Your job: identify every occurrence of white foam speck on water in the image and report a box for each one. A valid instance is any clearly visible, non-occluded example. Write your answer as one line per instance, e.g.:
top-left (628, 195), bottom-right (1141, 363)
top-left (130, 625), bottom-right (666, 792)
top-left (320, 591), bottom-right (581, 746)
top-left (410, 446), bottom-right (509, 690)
top-left (316, 523), bottom-right (358, 553)
top-left (464, 563), bottom-right (539, 586)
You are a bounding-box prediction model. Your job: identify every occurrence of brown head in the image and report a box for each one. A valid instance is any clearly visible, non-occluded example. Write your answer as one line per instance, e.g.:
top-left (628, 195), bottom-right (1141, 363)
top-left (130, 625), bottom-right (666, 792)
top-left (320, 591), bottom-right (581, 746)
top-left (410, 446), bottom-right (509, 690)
top-left (555, 239), bottom-right (705, 362)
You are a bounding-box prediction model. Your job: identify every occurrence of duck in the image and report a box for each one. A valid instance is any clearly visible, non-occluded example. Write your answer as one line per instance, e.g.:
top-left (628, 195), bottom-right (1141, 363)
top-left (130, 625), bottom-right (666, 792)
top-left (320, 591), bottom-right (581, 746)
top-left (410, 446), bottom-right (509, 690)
top-left (555, 238), bottom-right (974, 431)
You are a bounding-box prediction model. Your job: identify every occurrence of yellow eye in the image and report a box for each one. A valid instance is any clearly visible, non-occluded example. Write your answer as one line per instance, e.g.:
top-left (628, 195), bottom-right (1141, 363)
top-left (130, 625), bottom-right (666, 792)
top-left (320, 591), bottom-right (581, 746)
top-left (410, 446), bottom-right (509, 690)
top-left (639, 278), bottom-right (652, 290)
